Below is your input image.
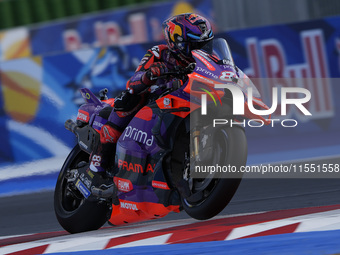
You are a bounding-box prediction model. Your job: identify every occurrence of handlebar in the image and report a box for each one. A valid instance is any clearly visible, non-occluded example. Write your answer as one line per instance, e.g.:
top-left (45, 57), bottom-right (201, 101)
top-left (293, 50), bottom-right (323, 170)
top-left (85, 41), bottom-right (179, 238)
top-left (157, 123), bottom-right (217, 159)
top-left (150, 63), bottom-right (196, 81)
top-left (99, 88), bottom-right (109, 100)
top-left (65, 119), bottom-right (78, 134)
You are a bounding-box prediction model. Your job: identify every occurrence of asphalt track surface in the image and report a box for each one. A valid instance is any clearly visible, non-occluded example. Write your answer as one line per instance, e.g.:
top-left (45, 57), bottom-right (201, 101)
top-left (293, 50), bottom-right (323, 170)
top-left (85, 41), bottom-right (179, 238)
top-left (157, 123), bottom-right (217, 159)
top-left (1, 157), bottom-right (339, 237)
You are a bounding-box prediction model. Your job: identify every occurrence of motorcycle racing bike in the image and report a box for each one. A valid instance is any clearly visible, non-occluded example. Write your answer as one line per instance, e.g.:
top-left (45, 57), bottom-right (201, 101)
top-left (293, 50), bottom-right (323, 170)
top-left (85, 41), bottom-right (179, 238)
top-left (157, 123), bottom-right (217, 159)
top-left (54, 38), bottom-right (270, 233)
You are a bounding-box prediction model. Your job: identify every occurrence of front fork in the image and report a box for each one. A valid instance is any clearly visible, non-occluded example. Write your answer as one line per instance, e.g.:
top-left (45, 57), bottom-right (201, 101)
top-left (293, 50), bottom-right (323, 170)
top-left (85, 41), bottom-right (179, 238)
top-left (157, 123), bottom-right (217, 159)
top-left (190, 110), bottom-right (202, 162)
top-left (192, 129), bottom-right (201, 161)
top-left (190, 109), bottom-right (216, 164)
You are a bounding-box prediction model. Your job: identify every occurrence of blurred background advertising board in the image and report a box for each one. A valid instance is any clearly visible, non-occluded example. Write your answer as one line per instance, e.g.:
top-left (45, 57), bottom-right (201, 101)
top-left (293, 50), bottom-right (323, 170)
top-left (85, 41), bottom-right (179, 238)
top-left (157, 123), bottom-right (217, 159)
top-left (0, 0), bottom-right (339, 194)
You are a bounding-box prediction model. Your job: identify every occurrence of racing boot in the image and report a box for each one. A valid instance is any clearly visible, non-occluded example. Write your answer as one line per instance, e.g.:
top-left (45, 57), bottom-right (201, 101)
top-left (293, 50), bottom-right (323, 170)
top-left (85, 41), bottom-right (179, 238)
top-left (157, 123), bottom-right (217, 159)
top-left (89, 123), bottom-right (122, 177)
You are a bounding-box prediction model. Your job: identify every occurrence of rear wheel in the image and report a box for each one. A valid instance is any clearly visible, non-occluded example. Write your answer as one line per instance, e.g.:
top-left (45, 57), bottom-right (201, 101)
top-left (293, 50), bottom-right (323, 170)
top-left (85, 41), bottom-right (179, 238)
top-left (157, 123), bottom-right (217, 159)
top-left (172, 126), bottom-right (247, 220)
top-left (54, 145), bottom-right (111, 233)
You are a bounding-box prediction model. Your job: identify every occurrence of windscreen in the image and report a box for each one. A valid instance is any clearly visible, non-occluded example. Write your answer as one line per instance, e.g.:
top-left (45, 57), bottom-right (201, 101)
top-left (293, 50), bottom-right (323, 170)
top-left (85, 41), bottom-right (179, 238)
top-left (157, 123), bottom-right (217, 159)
top-left (202, 38), bottom-right (235, 65)
top-left (201, 38), bottom-right (261, 98)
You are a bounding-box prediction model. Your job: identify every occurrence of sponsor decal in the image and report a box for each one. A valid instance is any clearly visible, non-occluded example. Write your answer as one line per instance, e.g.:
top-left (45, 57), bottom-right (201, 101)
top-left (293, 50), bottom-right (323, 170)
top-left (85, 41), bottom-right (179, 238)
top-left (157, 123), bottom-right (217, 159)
top-left (139, 53), bottom-right (152, 65)
top-left (146, 163), bottom-right (154, 173)
top-left (151, 46), bottom-right (160, 58)
top-left (80, 173), bottom-right (92, 189)
top-left (114, 177), bottom-right (133, 192)
top-left (86, 168), bottom-right (94, 179)
top-left (128, 80), bottom-right (141, 87)
top-left (118, 159), bottom-right (143, 173)
top-left (118, 159), bottom-right (154, 173)
top-left (120, 201), bottom-right (138, 211)
top-left (93, 120), bottom-right (104, 131)
top-left (122, 126), bottom-right (154, 146)
top-left (163, 97), bottom-right (171, 108)
top-left (152, 180), bottom-right (170, 190)
top-left (75, 179), bottom-right (91, 198)
top-left (222, 60), bottom-right (234, 67)
top-left (196, 66), bottom-right (218, 79)
top-left (79, 141), bottom-right (88, 150)
top-left (192, 51), bottom-right (215, 71)
top-left (77, 110), bottom-right (89, 122)
top-left (192, 73), bottom-right (216, 85)
top-left (168, 21), bottom-right (182, 43)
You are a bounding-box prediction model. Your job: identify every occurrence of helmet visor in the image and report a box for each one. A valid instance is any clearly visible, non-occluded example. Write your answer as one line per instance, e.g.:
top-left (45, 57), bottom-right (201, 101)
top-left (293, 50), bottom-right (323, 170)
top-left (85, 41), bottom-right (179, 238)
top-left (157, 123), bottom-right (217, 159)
top-left (190, 40), bottom-right (210, 51)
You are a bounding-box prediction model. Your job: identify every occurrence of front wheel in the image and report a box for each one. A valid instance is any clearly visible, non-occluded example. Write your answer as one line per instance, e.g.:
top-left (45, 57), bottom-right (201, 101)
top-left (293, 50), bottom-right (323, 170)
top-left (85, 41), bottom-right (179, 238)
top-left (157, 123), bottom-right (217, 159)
top-left (180, 126), bottom-right (247, 220)
top-left (54, 145), bottom-right (111, 233)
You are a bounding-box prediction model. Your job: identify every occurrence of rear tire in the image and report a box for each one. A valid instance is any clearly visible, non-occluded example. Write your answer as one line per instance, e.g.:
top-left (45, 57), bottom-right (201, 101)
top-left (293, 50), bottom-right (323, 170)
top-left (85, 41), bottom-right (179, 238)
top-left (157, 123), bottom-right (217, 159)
top-left (54, 145), bottom-right (111, 233)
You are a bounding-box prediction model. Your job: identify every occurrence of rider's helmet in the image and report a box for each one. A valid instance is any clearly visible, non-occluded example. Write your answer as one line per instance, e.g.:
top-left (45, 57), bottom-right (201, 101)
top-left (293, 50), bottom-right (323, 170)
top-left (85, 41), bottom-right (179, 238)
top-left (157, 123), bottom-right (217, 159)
top-left (162, 13), bottom-right (214, 61)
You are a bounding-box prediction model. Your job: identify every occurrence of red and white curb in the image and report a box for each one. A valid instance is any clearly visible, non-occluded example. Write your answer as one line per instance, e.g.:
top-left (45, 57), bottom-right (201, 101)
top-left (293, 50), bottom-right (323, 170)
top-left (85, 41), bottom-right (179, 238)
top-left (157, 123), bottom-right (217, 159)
top-left (1, 204), bottom-right (340, 254)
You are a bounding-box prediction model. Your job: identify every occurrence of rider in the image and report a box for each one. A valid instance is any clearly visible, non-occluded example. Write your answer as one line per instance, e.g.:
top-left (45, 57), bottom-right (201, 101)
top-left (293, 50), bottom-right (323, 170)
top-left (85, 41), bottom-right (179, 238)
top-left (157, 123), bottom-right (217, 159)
top-left (88, 13), bottom-right (214, 176)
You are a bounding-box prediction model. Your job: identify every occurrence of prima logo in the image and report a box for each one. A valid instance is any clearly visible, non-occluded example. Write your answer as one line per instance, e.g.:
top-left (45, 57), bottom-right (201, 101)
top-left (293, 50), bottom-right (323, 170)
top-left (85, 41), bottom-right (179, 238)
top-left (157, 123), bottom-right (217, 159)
top-left (196, 66), bottom-right (218, 79)
top-left (123, 126), bottom-right (154, 146)
top-left (201, 84), bottom-right (312, 116)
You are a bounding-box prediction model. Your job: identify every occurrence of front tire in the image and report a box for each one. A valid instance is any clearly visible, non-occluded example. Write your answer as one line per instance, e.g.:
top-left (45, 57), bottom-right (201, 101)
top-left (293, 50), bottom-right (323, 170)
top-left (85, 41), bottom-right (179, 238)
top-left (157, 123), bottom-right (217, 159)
top-left (173, 126), bottom-right (247, 220)
top-left (54, 145), bottom-right (111, 233)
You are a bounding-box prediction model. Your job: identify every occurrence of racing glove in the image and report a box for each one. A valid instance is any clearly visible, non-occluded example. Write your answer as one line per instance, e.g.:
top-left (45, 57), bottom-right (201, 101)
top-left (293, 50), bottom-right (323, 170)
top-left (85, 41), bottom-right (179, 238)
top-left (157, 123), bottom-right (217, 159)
top-left (114, 90), bottom-right (143, 112)
top-left (141, 62), bottom-right (168, 86)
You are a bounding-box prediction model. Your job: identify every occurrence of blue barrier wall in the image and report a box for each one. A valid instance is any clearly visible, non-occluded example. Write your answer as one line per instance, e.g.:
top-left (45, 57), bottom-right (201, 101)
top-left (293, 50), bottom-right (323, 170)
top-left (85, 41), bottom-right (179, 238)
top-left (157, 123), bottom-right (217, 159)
top-left (224, 17), bottom-right (340, 162)
top-left (0, 0), bottom-right (215, 61)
